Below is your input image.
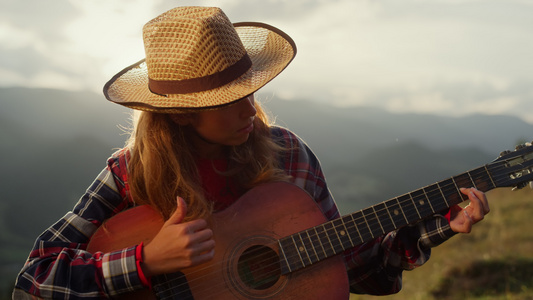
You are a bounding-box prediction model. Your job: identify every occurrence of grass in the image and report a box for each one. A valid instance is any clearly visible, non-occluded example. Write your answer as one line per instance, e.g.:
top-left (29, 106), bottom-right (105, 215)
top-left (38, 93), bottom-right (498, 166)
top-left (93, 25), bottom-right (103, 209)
top-left (350, 187), bottom-right (533, 300)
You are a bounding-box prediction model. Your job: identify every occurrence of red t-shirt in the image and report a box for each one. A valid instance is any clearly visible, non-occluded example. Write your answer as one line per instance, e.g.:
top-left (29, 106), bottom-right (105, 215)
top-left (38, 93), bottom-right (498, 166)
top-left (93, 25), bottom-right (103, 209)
top-left (196, 158), bottom-right (242, 211)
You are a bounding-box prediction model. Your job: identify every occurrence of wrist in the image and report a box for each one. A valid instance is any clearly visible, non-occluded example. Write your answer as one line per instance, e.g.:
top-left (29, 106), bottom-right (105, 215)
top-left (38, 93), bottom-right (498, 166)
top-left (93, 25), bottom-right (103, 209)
top-left (136, 242), bottom-right (152, 289)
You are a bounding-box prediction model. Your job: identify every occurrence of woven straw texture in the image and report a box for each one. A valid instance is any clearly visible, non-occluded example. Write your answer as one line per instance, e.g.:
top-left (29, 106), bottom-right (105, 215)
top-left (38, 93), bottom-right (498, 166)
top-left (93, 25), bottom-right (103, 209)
top-left (104, 6), bottom-right (296, 113)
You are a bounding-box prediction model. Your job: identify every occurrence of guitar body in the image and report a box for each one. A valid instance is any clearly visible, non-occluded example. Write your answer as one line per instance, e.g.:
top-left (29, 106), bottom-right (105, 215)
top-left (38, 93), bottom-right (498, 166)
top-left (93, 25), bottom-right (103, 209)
top-left (87, 182), bottom-right (349, 299)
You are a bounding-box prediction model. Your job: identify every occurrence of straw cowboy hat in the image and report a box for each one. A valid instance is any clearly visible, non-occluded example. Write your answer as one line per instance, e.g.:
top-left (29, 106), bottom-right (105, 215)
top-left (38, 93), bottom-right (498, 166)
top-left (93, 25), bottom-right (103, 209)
top-left (104, 6), bottom-right (297, 113)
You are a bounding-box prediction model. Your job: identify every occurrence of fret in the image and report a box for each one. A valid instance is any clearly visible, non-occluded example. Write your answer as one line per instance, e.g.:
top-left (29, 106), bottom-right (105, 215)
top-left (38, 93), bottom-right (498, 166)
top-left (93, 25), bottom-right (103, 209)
top-left (451, 176), bottom-right (462, 194)
top-left (345, 214), bottom-right (364, 245)
top-left (371, 206), bottom-right (385, 233)
top-left (340, 216), bottom-right (354, 247)
top-left (472, 167), bottom-right (492, 191)
top-left (397, 194), bottom-right (420, 224)
top-left (422, 187), bottom-right (436, 214)
top-left (452, 173), bottom-right (472, 201)
top-left (440, 177), bottom-right (465, 207)
top-left (386, 198), bottom-right (408, 229)
top-left (323, 221), bottom-right (342, 253)
top-left (361, 212), bottom-right (374, 239)
top-left (467, 171), bottom-right (478, 190)
top-left (373, 202), bottom-right (396, 233)
top-left (278, 239), bottom-right (293, 274)
top-left (472, 165), bottom-right (495, 191)
top-left (383, 201), bottom-right (397, 229)
top-left (332, 218), bottom-right (352, 250)
top-left (315, 224), bottom-right (335, 257)
top-left (423, 185), bottom-right (448, 213)
top-left (439, 178), bottom-right (459, 199)
top-left (305, 230), bottom-right (320, 264)
top-left (436, 181), bottom-right (450, 207)
top-left (453, 173), bottom-right (473, 190)
top-left (330, 219), bottom-right (344, 251)
top-left (483, 165), bottom-right (497, 189)
top-left (410, 189), bottom-right (433, 219)
top-left (312, 227), bottom-right (328, 261)
top-left (407, 194), bottom-right (422, 220)
top-left (350, 211), bottom-right (372, 242)
top-left (392, 197), bottom-right (409, 225)
top-left (297, 232), bottom-right (314, 265)
top-left (362, 207), bottom-right (383, 238)
top-left (290, 235), bottom-right (306, 268)
top-left (465, 171), bottom-right (476, 189)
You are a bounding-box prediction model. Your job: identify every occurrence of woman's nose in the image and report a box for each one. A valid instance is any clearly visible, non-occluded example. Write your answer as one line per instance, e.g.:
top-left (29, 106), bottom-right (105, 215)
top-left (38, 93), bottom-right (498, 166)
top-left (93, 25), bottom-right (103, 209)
top-left (240, 95), bottom-right (257, 118)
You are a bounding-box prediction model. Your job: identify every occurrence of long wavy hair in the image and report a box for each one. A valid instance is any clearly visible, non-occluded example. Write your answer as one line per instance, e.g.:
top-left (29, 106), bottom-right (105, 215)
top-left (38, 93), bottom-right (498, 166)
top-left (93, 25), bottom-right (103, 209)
top-left (125, 100), bottom-right (289, 221)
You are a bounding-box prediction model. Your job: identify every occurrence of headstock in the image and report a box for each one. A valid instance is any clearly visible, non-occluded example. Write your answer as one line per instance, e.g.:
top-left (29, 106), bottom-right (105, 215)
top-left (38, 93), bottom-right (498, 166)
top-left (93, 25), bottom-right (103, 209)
top-left (492, 141), bottom-right (533, 190)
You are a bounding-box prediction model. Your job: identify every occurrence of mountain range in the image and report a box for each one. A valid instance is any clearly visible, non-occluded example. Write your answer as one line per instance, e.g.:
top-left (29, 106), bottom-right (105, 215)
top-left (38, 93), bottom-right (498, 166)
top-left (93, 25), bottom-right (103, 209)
top-left (1, 87), bottom-right (532, 279)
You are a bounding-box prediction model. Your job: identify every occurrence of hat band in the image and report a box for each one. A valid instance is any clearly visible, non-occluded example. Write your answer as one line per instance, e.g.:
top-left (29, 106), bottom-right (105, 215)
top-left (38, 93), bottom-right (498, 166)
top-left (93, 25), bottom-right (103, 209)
top-left (148, 54), bottom-right (252, 95)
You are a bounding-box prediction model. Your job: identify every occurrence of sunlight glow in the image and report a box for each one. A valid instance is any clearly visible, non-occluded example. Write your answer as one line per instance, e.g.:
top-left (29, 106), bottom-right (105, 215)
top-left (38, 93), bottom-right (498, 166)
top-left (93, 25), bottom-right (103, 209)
top-left (1, 0), bottom-right (532, 123)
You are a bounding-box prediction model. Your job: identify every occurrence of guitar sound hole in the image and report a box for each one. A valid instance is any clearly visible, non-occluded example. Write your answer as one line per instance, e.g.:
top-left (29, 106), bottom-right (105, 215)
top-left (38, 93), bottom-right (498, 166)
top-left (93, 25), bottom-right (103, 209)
top-left (237, 245), bottom-right (281, 290)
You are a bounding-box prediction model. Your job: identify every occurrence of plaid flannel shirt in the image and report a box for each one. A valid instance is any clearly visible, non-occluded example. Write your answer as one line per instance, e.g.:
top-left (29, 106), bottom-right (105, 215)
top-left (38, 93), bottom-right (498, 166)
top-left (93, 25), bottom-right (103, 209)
top-left (13, 126), bottom-right (456, 299)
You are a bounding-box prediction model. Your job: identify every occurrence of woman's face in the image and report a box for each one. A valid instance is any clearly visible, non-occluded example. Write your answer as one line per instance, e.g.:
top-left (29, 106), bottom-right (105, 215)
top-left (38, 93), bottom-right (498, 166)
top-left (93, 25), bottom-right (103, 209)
top-left (178, 94), bottom-right (257, 158)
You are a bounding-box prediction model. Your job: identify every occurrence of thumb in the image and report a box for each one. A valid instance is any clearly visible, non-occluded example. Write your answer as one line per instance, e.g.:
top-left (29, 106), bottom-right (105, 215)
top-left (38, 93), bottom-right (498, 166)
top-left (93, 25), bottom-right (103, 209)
top-left (165, 196), bottom-right (187, 225)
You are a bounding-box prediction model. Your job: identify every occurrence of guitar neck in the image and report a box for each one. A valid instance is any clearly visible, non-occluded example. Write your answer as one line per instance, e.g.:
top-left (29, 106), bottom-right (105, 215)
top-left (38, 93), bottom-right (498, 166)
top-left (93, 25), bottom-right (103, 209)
top-left (278, 162), bottom-right (502, 275)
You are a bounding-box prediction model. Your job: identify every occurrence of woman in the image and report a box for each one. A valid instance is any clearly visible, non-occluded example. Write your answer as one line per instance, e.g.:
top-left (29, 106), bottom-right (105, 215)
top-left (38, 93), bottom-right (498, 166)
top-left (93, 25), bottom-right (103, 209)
top-left (13, 6), bottom-right (489, 299)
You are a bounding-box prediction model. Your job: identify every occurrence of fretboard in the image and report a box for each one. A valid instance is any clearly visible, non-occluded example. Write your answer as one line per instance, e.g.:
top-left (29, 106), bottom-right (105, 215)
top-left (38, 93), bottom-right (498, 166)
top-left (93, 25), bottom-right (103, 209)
top-left (277, 162), bottom-right (500, 275)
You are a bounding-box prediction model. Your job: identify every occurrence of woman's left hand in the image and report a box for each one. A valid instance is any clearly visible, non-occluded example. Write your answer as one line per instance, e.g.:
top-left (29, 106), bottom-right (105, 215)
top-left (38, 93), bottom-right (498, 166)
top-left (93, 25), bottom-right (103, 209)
top-left (449, 188), bottom-right (490, 233)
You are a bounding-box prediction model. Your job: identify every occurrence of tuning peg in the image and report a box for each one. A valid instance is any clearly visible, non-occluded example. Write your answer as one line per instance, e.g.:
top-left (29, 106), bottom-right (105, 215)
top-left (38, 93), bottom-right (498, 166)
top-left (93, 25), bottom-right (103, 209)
top-left (516, 144), bottom-right (528, 151)
top-left (513, 182), bottom-right (529, 190)
top-left (500, 150), bottom-right (512, 157)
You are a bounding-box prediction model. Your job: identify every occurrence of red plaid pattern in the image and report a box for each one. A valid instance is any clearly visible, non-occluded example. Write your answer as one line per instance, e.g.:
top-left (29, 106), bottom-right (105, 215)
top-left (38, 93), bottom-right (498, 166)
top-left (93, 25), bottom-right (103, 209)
top-left (13, 127), bottom-right (454, 298)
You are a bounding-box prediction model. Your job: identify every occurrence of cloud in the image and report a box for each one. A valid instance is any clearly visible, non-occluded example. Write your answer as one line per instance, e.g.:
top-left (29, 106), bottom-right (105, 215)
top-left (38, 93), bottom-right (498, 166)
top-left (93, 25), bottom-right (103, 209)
top-left (0, 1), bottom-right (79, 89)
top-left (255, 0), bottom-right (533, 123)
top-left (0, 0), bottom-right (79, 44)
top-left (1, 0), bottom-right (532, 123)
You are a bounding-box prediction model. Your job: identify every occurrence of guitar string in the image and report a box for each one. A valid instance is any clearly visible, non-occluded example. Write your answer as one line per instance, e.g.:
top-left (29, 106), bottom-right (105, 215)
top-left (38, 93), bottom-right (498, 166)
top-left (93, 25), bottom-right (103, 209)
top-left (154, 239), bottom-right (282, 300)
top-left (156, 164), bottom-right (526, 299)
top-left (153, 161), bottom-right (523, 298)
top-left (153, 161), bottom-right (522, 298)
top-left (153, 159), bottom-right (528, 298)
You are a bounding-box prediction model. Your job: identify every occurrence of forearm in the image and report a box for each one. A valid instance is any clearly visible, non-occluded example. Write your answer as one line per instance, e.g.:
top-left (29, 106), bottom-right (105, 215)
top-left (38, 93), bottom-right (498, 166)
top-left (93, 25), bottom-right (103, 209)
top-left (14, 212), bottom-right (146, 299)
top-left (14, 152), bottom-right (142, 298)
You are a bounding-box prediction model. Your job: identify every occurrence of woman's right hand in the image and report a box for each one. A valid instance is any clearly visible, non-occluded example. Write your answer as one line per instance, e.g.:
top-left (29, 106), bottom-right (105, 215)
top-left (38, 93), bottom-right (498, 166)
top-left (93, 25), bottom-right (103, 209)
top-left (140, 196), bottom-right (215, 278)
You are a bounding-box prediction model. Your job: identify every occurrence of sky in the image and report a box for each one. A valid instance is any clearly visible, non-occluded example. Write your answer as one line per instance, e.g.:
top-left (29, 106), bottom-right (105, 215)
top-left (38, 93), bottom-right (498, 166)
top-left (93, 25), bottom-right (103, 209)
top-left (1, 0), bottom-right (533, 123)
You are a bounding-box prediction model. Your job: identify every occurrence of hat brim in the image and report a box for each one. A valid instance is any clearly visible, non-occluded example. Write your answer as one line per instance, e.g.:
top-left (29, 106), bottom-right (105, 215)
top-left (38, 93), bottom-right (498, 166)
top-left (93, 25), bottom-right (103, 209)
top-left (103, 22), bottom-right (296, 113)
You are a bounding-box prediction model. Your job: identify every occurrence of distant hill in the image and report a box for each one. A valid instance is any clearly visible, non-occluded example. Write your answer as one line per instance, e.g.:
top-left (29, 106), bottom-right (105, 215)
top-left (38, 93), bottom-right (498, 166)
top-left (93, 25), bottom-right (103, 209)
top-left (1, 87), bottom-right (532, 293)
top-left (265, 97), bottom-right (533, 167)
top-left (264, 96), bottom-right (533, 210)
top-left (2, 86), bottom-right (532, 216)
top-left (1, 88), bottom-right (130, 265)
top-left (0, 87), bottom-right (131, 146)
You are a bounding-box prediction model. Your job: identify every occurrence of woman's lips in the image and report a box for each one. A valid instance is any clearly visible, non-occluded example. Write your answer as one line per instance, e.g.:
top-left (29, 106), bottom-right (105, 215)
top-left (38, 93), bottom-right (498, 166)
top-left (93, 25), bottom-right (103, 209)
top-left (239, 122), bottom-right (254, 134)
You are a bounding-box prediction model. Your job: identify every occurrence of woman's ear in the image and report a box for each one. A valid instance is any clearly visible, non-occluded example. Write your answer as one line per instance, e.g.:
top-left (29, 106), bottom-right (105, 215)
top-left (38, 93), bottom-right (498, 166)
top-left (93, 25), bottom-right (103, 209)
top-left (170, 114), bottom-right (193, 126)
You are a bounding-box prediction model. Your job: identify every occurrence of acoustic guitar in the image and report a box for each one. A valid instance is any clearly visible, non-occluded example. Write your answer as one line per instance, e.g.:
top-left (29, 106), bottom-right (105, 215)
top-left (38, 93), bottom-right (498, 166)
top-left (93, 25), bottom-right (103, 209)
top-left (87, 142), bottom-right (533, 299)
